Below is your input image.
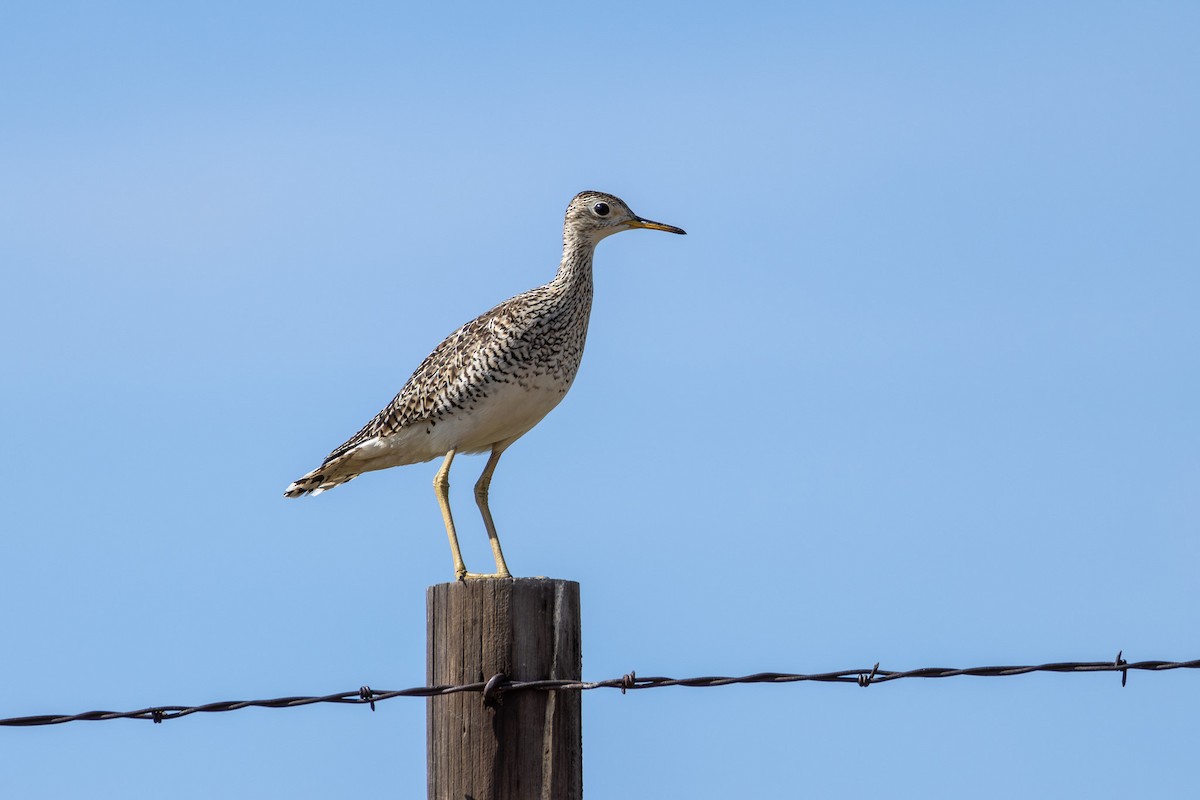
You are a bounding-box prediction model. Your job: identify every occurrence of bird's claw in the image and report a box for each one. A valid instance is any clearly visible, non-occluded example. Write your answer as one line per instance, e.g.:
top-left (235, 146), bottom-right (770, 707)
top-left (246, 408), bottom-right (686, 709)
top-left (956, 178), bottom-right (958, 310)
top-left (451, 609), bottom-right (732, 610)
top-left (457, 570), bottom-right (513, 581)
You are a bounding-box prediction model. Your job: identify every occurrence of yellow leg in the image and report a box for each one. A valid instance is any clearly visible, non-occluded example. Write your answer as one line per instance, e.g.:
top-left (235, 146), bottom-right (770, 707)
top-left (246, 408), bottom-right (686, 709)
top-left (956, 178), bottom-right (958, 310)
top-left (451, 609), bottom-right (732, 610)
top-left (433, 448), bottom-right (469, 580)
top-left (474, 441), bottom-right (514, 579)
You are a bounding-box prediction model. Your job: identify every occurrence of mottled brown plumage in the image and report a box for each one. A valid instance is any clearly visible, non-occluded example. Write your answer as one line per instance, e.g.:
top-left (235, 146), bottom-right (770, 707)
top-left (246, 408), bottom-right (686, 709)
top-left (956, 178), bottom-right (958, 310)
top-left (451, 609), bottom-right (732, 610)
top-left (285, 190), bottom-right (685, 578)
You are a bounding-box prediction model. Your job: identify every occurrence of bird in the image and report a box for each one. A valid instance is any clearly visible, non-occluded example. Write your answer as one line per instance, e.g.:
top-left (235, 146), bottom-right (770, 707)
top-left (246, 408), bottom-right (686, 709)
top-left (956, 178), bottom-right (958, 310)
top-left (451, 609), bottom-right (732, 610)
top-left (285, 190), bottom-right (686, 580)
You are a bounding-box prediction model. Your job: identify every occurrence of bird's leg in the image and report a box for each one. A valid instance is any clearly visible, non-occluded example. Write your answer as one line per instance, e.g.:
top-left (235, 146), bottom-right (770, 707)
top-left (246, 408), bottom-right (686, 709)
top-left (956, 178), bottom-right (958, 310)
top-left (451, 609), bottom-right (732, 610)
top-left (435, 446), bottom-right (510, 581)
top-left (473, 440), bottom-right (513, 579)
top-left (433, 448), bottom-right (470, 580)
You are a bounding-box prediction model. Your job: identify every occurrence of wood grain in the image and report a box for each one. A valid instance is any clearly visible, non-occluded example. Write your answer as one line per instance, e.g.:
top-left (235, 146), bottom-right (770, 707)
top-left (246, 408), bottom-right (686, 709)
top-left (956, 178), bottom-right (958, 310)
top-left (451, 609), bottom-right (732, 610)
top-left (427, 578), bottom-right (582, 800)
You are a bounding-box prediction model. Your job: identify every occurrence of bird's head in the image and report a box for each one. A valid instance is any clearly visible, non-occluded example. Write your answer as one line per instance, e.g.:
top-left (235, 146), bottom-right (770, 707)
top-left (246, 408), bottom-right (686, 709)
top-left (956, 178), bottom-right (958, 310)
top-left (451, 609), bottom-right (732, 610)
top-left (564, 191), bottom-right (686, 244)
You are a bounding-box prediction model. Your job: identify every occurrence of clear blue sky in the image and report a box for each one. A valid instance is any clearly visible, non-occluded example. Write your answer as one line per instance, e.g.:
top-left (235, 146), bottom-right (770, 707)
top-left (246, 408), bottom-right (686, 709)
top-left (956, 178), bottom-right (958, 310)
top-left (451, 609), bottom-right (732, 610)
top-left (2, 2), bottom-right (1197, 797)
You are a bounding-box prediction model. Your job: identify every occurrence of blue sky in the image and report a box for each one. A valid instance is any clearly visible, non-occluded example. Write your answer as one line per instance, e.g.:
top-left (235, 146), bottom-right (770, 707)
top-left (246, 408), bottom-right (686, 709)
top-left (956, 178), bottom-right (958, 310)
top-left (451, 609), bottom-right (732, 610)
top-left (2, 2), bottom-right (1198, 797)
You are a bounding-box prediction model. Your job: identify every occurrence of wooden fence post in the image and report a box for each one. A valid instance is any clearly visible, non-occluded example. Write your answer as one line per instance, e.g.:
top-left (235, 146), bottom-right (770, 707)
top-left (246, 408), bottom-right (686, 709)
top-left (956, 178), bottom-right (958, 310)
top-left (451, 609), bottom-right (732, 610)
top-left (427, 578), bottom-right (582, 800)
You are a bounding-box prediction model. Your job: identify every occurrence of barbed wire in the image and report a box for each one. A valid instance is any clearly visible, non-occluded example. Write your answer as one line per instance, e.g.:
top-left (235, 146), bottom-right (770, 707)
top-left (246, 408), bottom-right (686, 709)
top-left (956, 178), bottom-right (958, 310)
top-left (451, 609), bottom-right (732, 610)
top-left (3, 653), bottom-right (1196, 727)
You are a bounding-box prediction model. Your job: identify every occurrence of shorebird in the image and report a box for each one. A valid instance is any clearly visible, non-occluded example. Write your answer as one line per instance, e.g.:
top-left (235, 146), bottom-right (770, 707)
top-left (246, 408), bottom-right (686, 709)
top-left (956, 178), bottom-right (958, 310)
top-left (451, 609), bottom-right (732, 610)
top-left (285, 191), bottom-right (685, 579)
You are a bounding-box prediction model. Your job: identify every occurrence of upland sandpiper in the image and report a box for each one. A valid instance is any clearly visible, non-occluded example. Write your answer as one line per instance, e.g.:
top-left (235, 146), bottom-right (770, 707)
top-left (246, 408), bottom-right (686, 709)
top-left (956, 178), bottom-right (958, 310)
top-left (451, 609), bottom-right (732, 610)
top-left (285, 191), bottom-right (685, 579)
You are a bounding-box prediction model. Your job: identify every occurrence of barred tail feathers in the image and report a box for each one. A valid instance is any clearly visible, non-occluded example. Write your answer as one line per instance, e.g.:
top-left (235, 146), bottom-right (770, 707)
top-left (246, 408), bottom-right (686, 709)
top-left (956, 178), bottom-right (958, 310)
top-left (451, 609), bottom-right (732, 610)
top-left (283, 465), bottom-right (357, 498)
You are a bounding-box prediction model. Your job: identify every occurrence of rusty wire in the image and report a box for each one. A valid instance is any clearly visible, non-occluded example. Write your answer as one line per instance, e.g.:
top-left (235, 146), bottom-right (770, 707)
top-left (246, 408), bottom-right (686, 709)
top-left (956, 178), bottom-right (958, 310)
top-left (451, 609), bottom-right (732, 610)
top-left (3, 653), bottom-right (1197, 727)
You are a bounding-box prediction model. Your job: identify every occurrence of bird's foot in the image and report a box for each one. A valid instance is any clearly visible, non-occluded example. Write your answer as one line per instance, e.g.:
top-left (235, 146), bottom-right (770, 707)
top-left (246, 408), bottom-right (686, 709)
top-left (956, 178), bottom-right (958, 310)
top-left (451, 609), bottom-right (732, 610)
top-left (456, 569), bottom-right (513, 581)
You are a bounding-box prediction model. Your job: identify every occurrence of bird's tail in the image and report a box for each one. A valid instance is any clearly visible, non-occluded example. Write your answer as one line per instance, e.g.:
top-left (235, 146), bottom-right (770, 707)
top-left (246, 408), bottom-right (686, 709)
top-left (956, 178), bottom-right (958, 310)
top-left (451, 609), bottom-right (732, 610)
top-left (283, 465), bottom-right (357, 498)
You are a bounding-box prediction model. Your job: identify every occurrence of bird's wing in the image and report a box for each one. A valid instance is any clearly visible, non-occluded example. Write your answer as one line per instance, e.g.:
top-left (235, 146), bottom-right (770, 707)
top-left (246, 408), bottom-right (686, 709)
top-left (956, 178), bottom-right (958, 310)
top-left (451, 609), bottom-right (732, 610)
top-left (319, 295), bottom-right (532, 465)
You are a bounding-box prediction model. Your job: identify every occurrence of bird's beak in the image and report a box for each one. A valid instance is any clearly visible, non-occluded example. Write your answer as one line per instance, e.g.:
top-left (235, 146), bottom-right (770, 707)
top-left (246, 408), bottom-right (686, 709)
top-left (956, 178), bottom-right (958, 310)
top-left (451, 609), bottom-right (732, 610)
top-left (627, 216), bottom-right (687, 235)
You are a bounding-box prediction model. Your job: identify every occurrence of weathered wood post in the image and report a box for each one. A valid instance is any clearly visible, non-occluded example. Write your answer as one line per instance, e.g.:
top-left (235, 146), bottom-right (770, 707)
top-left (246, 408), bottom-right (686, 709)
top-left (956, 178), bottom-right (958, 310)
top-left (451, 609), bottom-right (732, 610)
top-left (427, 578), bottom-right (582, 800)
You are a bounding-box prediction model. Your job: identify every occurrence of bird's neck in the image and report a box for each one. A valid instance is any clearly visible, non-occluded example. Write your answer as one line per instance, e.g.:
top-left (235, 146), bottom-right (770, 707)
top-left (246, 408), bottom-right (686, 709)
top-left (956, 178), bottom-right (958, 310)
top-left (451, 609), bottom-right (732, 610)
top-left (552, 233), bottom-right (596, 294)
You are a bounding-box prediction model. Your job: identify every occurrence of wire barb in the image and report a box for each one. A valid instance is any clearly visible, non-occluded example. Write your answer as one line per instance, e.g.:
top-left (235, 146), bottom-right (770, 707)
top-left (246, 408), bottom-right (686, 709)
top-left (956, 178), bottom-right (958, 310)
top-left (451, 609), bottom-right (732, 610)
top-left (4, 655), bottom-right (1197, 727)
top-left (858, 663), bottom-right (880, 688)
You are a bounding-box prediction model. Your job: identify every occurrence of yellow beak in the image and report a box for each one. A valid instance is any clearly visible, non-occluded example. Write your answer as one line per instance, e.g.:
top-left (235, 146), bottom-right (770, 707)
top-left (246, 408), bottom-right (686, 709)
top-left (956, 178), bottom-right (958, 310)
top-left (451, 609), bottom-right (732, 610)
top-left (627, 217), bottom-right (687, 235)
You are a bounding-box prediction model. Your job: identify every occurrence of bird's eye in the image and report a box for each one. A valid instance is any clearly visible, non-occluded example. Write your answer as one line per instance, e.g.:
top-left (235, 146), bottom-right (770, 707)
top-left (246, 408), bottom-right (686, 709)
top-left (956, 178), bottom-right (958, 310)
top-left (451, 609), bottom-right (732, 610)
top-left (593, 202), bottom-right (610, 216)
